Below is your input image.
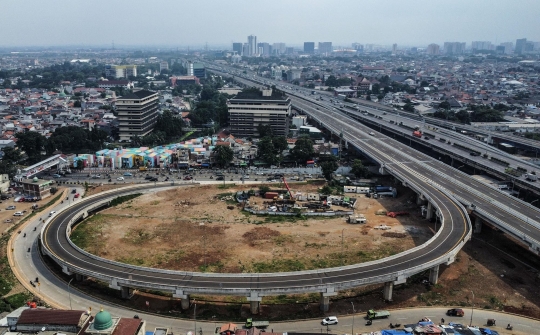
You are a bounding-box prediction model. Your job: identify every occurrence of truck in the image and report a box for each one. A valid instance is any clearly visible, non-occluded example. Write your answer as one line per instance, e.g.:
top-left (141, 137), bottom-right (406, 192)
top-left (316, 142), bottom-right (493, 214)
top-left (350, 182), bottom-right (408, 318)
top-left (413, 130), bottom-right (422, 138)
top-left (525, 173), bottom-right (538, 182)
top-left (367, 309), bottom-right (390, 319)
top-left (245, 318), bottom-right (269, 329)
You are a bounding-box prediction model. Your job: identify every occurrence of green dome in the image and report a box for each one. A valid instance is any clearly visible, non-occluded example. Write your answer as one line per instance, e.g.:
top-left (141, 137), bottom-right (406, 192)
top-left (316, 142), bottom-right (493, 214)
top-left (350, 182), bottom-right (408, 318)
top-left (94, 309), bottom-right (113, 330)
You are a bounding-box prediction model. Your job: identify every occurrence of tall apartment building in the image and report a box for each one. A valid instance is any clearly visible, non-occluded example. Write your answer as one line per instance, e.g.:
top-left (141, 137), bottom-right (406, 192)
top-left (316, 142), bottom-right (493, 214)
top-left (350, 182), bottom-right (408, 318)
top-left (392, 43), bottom-right (397, 54)
top-left (248, 35), bottom-right (257, 56)
top-left (471, 41), bottom-right (492, 51)
top-left (515, 38), bottom-right (527, 54)
top-left (304, 42), bottom-right (315, 54)
top-left (443, 42), bottom-right (466, 55)
top-left (273, 43), bottom-right (286, 55)
top-left (232, 42), bottom-right (243, 56)
top-left (258, 42), bottom-right (271, 56)
top-left (426, 44), bottom-right (440, 55)
top-left (318, 42), bottom-right (333, 55)
top-left (228, 88), bottom-right (291, 138)
top-left (116, 90), bottom-right (159, 142)
top-left (105, 65), bottom-right (137, 79)
top-left (500, 42), bottom-right (514, 54)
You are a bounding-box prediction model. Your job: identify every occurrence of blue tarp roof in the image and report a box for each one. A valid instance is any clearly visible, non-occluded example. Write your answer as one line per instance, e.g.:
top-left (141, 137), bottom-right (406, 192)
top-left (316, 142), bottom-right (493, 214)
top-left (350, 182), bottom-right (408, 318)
top-left (381, 330), bottom-right (412, 335)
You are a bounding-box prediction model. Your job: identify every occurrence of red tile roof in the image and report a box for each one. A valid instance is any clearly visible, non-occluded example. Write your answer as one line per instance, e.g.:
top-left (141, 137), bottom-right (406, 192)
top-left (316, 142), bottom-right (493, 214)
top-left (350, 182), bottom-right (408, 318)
top-left (17, 309), bottom-right (87, 326)
top-left (111, 318), bottom-right (142, 335)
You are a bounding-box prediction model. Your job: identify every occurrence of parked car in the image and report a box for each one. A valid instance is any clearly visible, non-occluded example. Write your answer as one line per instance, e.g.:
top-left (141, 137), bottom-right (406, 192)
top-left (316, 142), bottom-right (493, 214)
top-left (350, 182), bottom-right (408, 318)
top-left (243, 175), bottom-right (250, 179)
top-left (71, 189), bottom-right (77, 194)
top-left (6, 205), bottom-right (16, 210)
top-left (446, 308), bottom-right (464, 317)
top-left (184, 176), bottom-right (192, 180)
top-left (123, 172), bottom-right (133, 177)
top-left (149, 177), bottom-right (158, 182)
top-left (52, 174), bottom-right (62, 178)
top-left (117, 177), bottom-right (125, 181)
top-left (322, 316), bottom-right (338, 325)
top-left (74, 193), bottom-right (80, 198)
top-left (144, 175), bottom-right (153, 180)
top-left (49, 211), bottom-right (56, 217)
top-left (13, 211), bottom-right (24, 216)
top-left (216, 176), bottom-right (224, 181)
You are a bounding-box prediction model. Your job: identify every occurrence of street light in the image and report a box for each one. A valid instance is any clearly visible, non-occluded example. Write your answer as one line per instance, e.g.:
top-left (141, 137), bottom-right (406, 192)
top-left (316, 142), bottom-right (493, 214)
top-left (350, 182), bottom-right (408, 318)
top-left (351, 302), bottom-right (355, 335)
top-left (469, 290), bottom-right (474, 326)
top-left (67, 278), bottom-right (74, 310)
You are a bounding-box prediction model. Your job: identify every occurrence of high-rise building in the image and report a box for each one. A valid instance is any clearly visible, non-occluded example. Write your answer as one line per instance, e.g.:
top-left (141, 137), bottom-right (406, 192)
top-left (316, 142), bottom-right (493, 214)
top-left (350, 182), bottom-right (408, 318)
top-left (515, 38), bottom-right (527, 54)
top-left (258, 42), bottom-right (271, 56)
top-left (116, 90), bottom-right (159, 142)
top-left (304, 42), bottom-right (315, 54)
top-left (426, 44), bottom-right (440, 55)
top-left (443, 42), bottom-right (466, 55)
top-left (232, 42), bottom-right (243, 56)
top-left (228, 88), bottom-right (291, 138)
top-left (248, 35), bottom-right (257, 56)
top-left (500, 42), bottom-right (514, 54)
top-left (105, 65), bottom-right (137, 79)
top-left (352, 43), bottom-right (363, 52)
top-left (159, 61), bottom-right (169, 72)
top-left (318, 42), bottom-right (333, 54)
top-left (392, 43), bottom-right (397, 54)
top-left (471, 41), bottom-right (492, 51)
top-left (186, 61), bottom-right (206, 78)
top-left (272, 43), bottom-right (286, 55)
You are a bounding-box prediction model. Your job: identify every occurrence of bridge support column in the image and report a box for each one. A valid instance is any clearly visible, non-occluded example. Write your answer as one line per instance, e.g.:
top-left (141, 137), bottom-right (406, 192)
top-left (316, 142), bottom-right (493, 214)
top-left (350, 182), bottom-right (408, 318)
top-left (319, 287), bottom-right (338, 312)
top-left (474, 217), bottom-right (482, 233)
top-left (247, 292), bottom-right (262, 314)
top-left (426, 203), bottom-right (433, 220)
top-left (416, 194), bottom-right (424, 205)
top-left (429, 265), bottom-right (440, 285)
top-left (173, 290), bottom-right (190, 310)
top-left (383, 282), bottom-right (393, 302)
top-left (62, 265), bottom-right (72, 276)
top-left (75, 274), bottom-right (86, 282)
top-left (120, 286), bottom-right (131, 299)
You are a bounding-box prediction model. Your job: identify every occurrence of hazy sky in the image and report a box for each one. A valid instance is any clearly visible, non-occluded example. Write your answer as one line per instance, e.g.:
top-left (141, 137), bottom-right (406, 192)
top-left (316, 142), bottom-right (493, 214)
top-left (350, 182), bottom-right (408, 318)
top-left (3, 0), bottom-right (540, 48)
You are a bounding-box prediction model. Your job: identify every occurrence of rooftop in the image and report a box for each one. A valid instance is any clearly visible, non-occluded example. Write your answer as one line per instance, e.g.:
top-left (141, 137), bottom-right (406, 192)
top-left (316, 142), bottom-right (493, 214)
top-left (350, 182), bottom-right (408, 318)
top-left (118, 90), bottom-right (156, 100)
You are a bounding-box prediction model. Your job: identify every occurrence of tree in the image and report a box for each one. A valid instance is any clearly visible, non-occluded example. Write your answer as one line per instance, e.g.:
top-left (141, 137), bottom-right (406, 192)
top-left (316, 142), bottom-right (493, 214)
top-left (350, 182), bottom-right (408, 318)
top-left (403, 103), bottom-right (415, 113)
top-left (290, 135), bottom-right (314, 163)
top-left (258, 136), bottom-right (281, 165)
top-left (439, 100), bottom-right (451, 110)
top-left (320, 160), bottom-right (338, 180)
top-left (257, 124), bottom-right (273, 138)
top-left (15, 131), bottom-right (47, 163)
top-left (351, 159), bottom-right (369, 178)
top-left (213, 145), bottom-right (234, 168)
top-left (0, 147), bottom-right (21, 178)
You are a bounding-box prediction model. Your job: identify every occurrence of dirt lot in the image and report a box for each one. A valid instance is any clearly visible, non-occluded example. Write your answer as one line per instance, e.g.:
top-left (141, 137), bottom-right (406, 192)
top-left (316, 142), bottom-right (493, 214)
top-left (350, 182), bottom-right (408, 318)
top-left (72, 183), bottom-right (431, 272)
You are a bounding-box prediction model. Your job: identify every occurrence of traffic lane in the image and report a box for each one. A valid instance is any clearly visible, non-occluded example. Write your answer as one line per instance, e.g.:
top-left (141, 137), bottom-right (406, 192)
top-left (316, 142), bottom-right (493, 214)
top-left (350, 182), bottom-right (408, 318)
top-left (45, 174), bottom-right (466, 291)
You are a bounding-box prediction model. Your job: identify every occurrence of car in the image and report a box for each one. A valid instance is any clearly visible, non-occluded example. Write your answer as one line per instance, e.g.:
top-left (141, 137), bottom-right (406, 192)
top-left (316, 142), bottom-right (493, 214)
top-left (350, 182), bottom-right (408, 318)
top-left (255, 171), bottom-right (265, 175)
top-left (424, 136), bottom-right (430, 140)
top-left (243, 175), bottom-right (250, 179)
top-left (13, 211), bottom-right (24, 216)
top-left (184, 176), bottom-right (192, 180)
top-left (446, 308), bottom-right (465, 317)
top-left (123, 172), bottom-right (133, 177)
top-left (470, 152), bottom-right (480, 156)
top-left (91, 175), bottom-right (101, 179)
top-left (6, 205), bottom-right (16, 210)
top-left (216, 176), bottom-right (224, 181)
top-left (52, 174), bottom-right (62, 178)
top-left (322, 316), bottom-right (338, 325)
top-left (74, 193), bottom-right (80, 198)
top-left (117, 177), bottom-right (125, 181)
top-left (144, 175), bottom-right (153, 180)
top-left (149, 177), bottom-right (158, 182)
top-left (369, 132), bottom-right (375, 136)
top-left (49, 211), bottom-right (56, 217)
top-left (71, 189), bottom-right (77, 194)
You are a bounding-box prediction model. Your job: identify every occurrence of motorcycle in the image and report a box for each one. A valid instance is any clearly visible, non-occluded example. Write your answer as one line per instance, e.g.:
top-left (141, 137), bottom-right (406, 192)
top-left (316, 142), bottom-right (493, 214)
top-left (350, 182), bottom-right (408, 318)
top-left (506, 324), bottom-right (513, 330)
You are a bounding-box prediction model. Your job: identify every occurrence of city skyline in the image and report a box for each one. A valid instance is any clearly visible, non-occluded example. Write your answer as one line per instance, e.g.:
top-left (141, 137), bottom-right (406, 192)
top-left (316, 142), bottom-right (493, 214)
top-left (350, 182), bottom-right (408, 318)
top-left (1, 0), bottom-right (540, 48)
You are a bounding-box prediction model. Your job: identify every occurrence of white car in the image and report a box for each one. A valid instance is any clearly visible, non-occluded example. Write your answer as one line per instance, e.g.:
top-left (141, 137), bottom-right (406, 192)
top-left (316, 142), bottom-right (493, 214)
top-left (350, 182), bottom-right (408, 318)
top-left (13, 211), bottom-right (24, 216)
top-left (255, 172), bottom-right (265, 175)
top-left (49, 211), bottom-right (56, 217)
top-left (243, 175), bottom-right (250, 179)
top-left (117, 177), bottom-right (125, 181)
top-left (322, 316), bottom-right (338, 325)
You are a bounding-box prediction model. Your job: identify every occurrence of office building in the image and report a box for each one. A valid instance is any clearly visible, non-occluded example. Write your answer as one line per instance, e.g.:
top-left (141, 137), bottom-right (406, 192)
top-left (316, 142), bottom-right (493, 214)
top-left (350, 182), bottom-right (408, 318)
top-left (426, 44), bottom-right (440, 55)
top-left (318, 42), bottom-right (333, 54)
top-left (228, 88), bottom-right (291, 138)
top-left (304, 42), bottom-right (315, 54)
top-left (515, 38), bottom-right (527, 54)
top-left (500, 42), bottom-right (514, 54)
top-left (232, 42), bottom-right (243, 56)
top-left (248, 35), bottom-right (257, 56)
top-left (273, 43), bottom-right (286, 55)
top-left (258, 42), bottom-right (271, 56)
top-left (186, 61), bottom-right (206, 78)
top-left (116, 90), bottom-right (159, 142)
top-left (392, 43), bottom-right (397, 54)
top-left (105, 65), bottom-right (137, 79)
top-left (352, 43), bottom-right (363, 52)
top-left (159, 61), bottom-right (169, 72)
top-left (495, 45), bottom-right (506, 54)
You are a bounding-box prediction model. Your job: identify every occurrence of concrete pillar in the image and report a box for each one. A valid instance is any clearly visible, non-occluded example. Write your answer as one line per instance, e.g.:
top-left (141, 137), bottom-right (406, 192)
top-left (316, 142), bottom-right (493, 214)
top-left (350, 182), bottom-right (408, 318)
top-left (383, 282), bottom-right (393, 301)
top-left (474, 217), bottom-right (482, 233)
top-left (75, 274), bottom-right (85, 282)
top-left (426, 202), bottom-right (433, 220)
top-left (247, 292), bottom-right (262, 315)
top-left (62, 265), bottom-right (72, 275)
top-left (319, 293), bottom-right (330, 312)
top-left (429, 265), bottom-right (440, 285)
top-left (416, 194), bottom-right (424, 205)
top-left (181, 295), bottom-right (190, 310)
top-left (121, 286), bottom-right (131, 299)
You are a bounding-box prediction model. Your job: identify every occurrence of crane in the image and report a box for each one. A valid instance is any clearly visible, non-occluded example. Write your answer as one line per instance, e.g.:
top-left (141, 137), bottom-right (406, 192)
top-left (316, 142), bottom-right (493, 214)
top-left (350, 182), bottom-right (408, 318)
top-left (282, 177), bottom-right (295, 201)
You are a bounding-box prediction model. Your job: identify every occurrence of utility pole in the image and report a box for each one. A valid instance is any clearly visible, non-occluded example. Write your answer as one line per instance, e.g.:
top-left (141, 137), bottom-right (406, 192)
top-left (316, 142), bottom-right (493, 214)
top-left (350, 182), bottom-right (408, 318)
top-left (469, 291), bottom-right (474, 326)
top-left (351, 302), bottom-right (355, 335)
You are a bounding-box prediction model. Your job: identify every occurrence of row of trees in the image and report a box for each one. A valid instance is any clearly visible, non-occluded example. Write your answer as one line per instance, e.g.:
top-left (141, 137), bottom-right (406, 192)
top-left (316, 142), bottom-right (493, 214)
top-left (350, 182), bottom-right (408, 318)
top-left (433, 103), bottom-right (506, 124)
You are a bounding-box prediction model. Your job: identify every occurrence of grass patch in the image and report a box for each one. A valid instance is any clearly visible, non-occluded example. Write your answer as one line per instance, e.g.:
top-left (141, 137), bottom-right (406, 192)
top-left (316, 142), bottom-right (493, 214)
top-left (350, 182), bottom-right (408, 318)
top-left (4, 292), bottom-right (33, 310)
top-left (218, 184), bottom-right (236, 189)
top-left (110, 193), bottom-right (141, 206)
top-left (70, 214), bottom-right (110, 253)
top-left (252, 258), bottom-right (306, 272)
